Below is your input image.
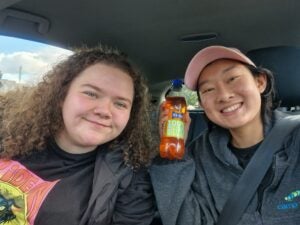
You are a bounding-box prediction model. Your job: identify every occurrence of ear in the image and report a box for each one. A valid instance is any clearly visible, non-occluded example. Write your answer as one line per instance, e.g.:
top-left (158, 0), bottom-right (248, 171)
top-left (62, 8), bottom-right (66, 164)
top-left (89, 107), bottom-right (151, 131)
top-left (255, 73), bottom-right (267, 94)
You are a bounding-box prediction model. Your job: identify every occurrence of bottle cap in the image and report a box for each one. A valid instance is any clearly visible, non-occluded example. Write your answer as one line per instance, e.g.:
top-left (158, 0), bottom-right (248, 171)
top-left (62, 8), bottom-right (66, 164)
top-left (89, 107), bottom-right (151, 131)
top-left (172, 79), bottom-right (183, 88)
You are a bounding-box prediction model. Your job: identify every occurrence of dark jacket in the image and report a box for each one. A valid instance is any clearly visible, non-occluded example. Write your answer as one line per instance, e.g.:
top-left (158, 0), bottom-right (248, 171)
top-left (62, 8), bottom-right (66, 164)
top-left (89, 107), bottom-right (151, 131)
top-left (150, 111), bottom-right (300, 225)
top-left (81, 145), bottom-right (156, 225)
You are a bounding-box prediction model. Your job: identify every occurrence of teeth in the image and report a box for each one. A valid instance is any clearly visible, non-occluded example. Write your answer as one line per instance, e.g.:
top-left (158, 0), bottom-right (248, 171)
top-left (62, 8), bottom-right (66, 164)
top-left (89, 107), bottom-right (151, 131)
top-left (222, 103), bottom-right (240, 113)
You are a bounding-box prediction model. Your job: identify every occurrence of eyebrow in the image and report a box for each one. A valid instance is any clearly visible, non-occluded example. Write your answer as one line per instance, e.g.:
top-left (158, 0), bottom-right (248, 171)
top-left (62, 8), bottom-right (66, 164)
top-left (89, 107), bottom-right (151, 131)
top-left (198, 64), bottom-right (237, 89)
top-left (81, 84), bottom-right (133, 105)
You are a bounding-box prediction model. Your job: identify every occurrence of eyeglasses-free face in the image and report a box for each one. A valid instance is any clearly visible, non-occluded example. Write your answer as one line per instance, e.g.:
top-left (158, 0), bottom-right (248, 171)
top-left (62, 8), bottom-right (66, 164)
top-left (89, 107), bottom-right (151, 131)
top-left (56, 63), bottom-right (134, 154)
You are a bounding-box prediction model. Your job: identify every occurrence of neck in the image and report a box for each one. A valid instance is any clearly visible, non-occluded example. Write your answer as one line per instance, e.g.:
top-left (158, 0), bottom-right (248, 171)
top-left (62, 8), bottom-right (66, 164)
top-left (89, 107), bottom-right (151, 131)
top-left (55, 132), bottom-right (97, 154)
top-left (229, 119), bottom-right (264, 149)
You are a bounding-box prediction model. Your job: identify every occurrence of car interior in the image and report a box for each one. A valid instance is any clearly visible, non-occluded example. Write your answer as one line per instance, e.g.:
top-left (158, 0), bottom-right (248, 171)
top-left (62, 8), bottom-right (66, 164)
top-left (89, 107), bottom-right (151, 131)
top-left (1, 0), bottom-right (300, 224)
top-left (1, 0), bottom-right (300, 102)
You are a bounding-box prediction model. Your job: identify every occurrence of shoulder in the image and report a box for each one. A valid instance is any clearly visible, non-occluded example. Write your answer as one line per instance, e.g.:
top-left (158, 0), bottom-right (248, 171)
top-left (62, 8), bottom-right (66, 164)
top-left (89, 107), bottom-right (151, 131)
top-left (95, 145), bottom-right (134, 185)
top-left (272, 110), bottom-right (300, 135)
top-left (187, 127), bottom-right (227, 153)
top-left (269, 111), bottom-right (300, 153)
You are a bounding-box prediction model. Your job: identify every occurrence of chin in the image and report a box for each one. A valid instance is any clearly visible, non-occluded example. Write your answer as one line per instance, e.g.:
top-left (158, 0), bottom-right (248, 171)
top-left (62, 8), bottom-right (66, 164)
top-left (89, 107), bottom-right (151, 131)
top-left (80, 138), bottom-right (107, 147)
top-left (81, 132), bottom-right (119, 146)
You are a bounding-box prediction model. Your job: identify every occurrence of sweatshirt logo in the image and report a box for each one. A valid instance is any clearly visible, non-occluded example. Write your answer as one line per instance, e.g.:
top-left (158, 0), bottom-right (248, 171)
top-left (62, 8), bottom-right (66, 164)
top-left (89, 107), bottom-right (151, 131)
top-left (277, 190), bottom-right (300, 210)
top-left (284, 190), bottom-right (300, 201)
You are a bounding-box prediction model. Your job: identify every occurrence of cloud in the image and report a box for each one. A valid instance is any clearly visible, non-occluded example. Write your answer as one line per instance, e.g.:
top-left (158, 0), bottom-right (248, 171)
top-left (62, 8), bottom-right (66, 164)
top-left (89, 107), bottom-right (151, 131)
top-left (0, 45), bottom-right (72, 84)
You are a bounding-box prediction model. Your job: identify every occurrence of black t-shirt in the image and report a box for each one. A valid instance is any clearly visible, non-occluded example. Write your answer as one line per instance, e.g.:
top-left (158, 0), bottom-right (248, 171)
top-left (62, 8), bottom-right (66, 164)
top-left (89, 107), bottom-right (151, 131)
top-left (13, 140), bottom-right (97, 225)
top-left (229, 141), bottom-right (261, 169)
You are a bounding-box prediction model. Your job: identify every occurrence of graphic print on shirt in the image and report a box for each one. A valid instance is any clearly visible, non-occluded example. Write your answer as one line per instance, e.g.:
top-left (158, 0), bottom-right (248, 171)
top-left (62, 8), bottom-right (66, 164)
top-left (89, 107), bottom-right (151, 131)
top-left (0, 160), bottom-right (58, 225)
top-left (0, 193), bottom-right (20, 223)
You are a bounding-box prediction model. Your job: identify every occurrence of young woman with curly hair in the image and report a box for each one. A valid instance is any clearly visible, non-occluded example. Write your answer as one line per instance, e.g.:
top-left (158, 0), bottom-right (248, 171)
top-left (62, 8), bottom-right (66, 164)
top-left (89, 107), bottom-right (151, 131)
top-left (0, 45), bottom-right (156, 225)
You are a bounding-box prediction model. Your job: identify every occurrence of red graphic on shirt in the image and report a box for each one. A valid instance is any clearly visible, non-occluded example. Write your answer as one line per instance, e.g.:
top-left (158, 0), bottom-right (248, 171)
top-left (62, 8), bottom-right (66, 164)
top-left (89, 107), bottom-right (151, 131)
top-left (0, 160), bottom-right (58, 225)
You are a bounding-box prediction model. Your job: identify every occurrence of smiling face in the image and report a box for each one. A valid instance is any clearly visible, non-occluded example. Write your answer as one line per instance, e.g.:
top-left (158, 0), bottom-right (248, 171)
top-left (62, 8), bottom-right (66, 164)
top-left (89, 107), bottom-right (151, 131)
top-left (56, 63), bottom-right (134, 154)
top-left (198, 59), bottom-right (267, 131)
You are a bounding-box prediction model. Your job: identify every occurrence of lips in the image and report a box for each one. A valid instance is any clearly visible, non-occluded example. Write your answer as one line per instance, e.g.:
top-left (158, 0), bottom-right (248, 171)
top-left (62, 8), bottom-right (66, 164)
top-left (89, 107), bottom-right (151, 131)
top-left (221, 103), bottom-right (242, 113)
top-left (84, 117), bottom-right (111, 128)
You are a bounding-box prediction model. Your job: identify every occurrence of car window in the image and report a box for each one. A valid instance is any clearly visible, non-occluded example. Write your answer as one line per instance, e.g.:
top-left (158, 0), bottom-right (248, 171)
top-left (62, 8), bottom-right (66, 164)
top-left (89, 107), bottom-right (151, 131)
top-left (159, 82), bottom-right (202, 111)
top-left (0, 35), bottom-right (72, 92)
top-left (182, 85), bottom-right (202, 110)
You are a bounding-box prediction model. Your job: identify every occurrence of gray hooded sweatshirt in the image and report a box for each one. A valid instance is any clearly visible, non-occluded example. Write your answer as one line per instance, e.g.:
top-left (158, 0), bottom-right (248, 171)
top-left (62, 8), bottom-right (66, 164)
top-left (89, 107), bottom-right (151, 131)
top-left (150, 111), bottom-right (300, 225)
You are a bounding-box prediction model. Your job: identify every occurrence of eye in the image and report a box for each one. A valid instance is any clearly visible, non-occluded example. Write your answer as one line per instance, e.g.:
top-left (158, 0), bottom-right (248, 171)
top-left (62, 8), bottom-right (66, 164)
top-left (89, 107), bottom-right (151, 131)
top-left (228, 75), bottom-right (239, 83)
top-left (83, 91), bottom-right (97, 98)
top-left (114, 101), bottom-right (128, 109)
top-left (201, 87), bottom-right (215, 94)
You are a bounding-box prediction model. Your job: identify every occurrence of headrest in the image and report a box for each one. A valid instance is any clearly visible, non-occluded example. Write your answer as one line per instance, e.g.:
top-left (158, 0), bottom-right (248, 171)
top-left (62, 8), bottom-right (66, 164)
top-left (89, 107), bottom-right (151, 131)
top-left (247, 46), bottom-right (300, 108)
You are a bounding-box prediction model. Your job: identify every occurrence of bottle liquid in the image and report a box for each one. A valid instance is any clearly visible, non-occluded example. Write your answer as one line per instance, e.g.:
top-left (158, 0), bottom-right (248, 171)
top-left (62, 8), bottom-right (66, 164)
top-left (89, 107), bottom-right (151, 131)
top-left (160, 79), bottom-right (187, 160)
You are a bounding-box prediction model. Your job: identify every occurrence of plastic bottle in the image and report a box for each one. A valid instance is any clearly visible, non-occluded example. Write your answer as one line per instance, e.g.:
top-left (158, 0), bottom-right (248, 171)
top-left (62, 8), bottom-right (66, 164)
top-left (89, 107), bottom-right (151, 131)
top-left (159, 79), bottom-right (187, 160)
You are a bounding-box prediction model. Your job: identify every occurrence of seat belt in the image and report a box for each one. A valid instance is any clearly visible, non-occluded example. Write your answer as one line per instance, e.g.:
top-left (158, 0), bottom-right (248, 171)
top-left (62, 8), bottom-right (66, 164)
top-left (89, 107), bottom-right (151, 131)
top-left (216, 115), bottom-right (300, 225)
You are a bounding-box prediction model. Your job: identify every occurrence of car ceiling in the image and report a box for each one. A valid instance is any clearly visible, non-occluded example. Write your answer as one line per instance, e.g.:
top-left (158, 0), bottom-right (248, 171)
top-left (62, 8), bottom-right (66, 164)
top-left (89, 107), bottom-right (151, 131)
top-left (1, 0), bottom-right (300, 101)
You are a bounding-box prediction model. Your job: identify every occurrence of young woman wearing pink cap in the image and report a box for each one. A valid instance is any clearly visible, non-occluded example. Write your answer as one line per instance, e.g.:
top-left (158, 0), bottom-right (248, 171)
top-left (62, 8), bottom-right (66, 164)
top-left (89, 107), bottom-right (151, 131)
top-left (150, 45), bottom-right (300, 225)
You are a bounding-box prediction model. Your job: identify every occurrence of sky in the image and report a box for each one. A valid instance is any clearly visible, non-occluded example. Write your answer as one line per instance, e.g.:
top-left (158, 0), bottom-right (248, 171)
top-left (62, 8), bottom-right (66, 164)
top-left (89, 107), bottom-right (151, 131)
top-left (0, 36), bottom-right (72, 84)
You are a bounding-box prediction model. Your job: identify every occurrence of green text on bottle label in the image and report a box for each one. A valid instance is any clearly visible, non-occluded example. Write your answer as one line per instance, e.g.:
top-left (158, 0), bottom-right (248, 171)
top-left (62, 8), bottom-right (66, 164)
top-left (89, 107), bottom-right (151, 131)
top-left (166, 119), bottom-right (184, 138)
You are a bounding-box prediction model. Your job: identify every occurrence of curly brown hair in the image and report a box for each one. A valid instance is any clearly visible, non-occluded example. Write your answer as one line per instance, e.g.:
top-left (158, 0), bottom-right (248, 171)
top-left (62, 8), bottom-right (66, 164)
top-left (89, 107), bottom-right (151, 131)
top-left (0, 45), bottom-right (156, 168)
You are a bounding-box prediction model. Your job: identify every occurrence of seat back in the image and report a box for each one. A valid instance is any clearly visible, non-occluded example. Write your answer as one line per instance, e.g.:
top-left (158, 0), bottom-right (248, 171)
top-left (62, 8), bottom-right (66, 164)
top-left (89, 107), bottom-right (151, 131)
top-left (247, 46), bottom-right (300, 109)
top-left (186, 110), bottom-right (207, 143)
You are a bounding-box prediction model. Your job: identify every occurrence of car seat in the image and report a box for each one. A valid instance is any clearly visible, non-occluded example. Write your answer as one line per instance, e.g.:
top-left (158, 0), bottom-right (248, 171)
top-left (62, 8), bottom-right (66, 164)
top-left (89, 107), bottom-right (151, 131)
top-left (247, 46), bottom-right (300, 111)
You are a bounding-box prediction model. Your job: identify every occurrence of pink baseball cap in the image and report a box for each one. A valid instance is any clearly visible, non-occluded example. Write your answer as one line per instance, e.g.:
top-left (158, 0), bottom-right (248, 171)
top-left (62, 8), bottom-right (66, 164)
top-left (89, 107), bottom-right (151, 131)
top-left (184, 45), bottom-right (256, 90)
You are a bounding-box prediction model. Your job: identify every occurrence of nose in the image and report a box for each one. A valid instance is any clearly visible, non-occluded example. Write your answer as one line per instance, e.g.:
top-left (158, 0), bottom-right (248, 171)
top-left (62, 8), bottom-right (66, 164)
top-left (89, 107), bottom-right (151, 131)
top-left (93, 99), bottom-right (112, 119)
top-left (216, 83), bottom-right (234, 103)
